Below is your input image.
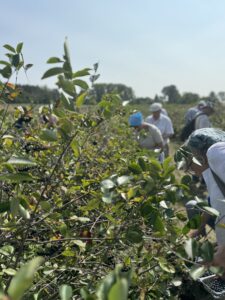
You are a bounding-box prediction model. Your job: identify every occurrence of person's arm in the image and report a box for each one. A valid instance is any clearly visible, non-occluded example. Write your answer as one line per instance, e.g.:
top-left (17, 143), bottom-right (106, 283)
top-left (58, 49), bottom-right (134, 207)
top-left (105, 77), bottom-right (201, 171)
top-left (163, 118), bottom-right (174, 139)
top-left (150, 126), bottom-right (164, 150)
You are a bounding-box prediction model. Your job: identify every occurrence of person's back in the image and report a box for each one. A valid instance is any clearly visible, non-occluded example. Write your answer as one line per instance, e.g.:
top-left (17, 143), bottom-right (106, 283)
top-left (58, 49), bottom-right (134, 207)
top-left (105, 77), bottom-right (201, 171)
top-left (184, 106), bottom-right (199, 124)
top-left (195, 102), bottom-right (214, 129)
top-left (184, 100), bottom-right (206, 124)
top-left (129, 112), bottom-right (164, 161)
top-left (195, 114), bottom-right (211, 129)
top-left (145, 113), bottom-right (174, 146)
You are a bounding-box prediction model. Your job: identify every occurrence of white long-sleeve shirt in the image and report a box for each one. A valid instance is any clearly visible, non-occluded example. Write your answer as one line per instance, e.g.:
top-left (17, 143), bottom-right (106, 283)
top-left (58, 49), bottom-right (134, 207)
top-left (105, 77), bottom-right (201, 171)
top-left (195, 114), bottom-right (211, 129)
top-left (202, 142), bottom-right (225, 245)
top-left (145, 114), bottom-right (174, 146)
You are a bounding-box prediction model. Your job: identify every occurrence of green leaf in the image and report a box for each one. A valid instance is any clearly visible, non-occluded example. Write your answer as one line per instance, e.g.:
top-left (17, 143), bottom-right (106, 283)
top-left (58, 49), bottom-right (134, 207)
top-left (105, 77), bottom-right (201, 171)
top-left (190, 265), bottom-right (206, 280)
top-left (10, 198), bottom-right (19, 217)
top-left (59, 285), bottom-right (73, 300)
top-left (24, 63), bottom-right (33, 71)
top-left (64, 38), bottom-right (71, 65)
top-left (19, 205), bottom-right (30, 220)
top-left (101, 179), bottom-right (115, 189)
top-left (11, 54), bottom-right (20, 67)
top-left (71, 139), bottom-right (80, 157)
top-left (140, 203), bottom-right (156, 218)
top-left (40, 201), bottom-right (51, 212)
top-left (125, 227), bottom-right (143, 244)
top-left (41, 67), bottom-right (64, 79)
top-left (138, 157), bottom-right (147, 171)
top-left (16, 42), bottom-right (23, 53)
top-left (108, 278), bottom-right (128, 300)
top-left (8, 257), bottom-right (44, 300)
top-left (73, 240), bottom-right (86, 250)
top-left (0, 201), bottom-right (10, 213)
top-left (80, 198), bottom-right (99, 211)
top-left (0, 60), bottom-right (10, 66)
top-left (47, 57), bottom-right (63, 64)
top-left (61, 249), bottom-right (75, 257)
top-left (128, 162), bottom-right (142, 174)
top-left (158, 257), bottom-right (175, 273)
top-left (69, 216), bottom-right (90, 223)
top-left (59, 223), bottom-right (68, 237)
top-left (176, 212), bottom-right (187, 221)
top-left (93, 62), bottom-right (99, 72)
top-left (76, 92), bottom-right (87, 107)
top-left (80, 287), bottom-right (91, 299)
top-left (59, 118), bottom-right (73, 137)
top-left (171, 278), bottom-right (182, 287)
top-left (143, 177), bottom-right (155, 193)
top-left (60, 93), bottom-right (74, 111)
top-left (117, 176), bottom-right (131, 186)
top-left (90, 74), bottom-right (100, 83)
top-left (200, 241), bottom-right (214, 262)
top-left (0, 65), bottom-right (12, 78)
top-left (102, 191), bottom-right (114, 204)
top-left (73, 79), bottom-right (89, 90)
top-left (63, 62), bottom-right (73, 79)
top-left (3, 44), bottom-right (16, 53)
top-left (63, 38), bottom-right (72, 79)
top-left (153, 215), bottom-right (165, 234)
top-left (150, 159), bottom-right (162, 172)
top-left (0, 245), bottom-right (14, 256)
top-left (4, 268), bottom-right (17, 276)
top-left (39, 129), bottom-right (58, 142)
top-left (7, 157), bottom-right (37, 166)
top-left (181, 175), bottom-right (192, 185)
top-left (57, 75), bottom-right (75, 96)
top-left (72, 68), bottom-right (91, 78)
top-left (0, 173), bottom-right (34, 182)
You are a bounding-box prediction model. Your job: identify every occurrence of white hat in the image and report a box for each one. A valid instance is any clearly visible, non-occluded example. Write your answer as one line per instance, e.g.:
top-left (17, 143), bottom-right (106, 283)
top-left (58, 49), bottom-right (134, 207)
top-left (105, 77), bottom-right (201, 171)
top-left (198, 100), bottom-right (206, 106)
top-left (149, 103), bottom-right (162, 112)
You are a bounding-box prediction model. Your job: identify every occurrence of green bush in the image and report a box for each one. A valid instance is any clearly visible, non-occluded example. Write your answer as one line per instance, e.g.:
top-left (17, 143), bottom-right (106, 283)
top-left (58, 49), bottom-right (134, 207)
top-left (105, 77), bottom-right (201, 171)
top-left (0, 41), bottom-right (219, 300)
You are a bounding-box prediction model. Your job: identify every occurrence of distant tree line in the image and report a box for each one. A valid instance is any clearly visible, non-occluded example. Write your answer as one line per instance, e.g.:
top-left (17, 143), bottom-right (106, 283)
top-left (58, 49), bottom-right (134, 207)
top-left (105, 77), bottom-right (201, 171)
top-left (9, 83), bottom-right (222, 105)
top-left (6, 84), bottom-right (59, 104)
top-left (161, 84), bottom-right (218, 104)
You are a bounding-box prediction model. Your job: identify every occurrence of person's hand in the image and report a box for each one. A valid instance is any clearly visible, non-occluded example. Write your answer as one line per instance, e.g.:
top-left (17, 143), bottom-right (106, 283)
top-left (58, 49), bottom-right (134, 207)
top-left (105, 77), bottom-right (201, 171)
top-left (188, 229), bottom-right (204, 238)
top-left (211, 245), bottom-right (225, 269)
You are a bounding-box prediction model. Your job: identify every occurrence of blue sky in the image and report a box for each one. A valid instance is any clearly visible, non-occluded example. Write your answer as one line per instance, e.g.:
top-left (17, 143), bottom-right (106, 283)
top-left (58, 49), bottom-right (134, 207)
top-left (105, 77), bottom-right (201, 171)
top-left (1, 0), bottom-right (225, 98)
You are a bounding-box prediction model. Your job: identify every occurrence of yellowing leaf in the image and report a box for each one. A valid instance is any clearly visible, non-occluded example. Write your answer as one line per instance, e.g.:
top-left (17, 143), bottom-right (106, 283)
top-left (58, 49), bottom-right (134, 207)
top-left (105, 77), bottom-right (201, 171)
top-left (75, 92), bottom-right (87, 107)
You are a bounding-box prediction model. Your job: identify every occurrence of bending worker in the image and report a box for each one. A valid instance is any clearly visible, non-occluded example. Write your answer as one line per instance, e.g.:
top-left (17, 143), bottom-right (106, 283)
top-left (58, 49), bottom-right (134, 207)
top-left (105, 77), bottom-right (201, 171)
top-left (175, 128), bottom-right (225, 269)
top-left (145, 103), bottom-right (174, 157)
top-left (129, 111), bottom-right (164, 161)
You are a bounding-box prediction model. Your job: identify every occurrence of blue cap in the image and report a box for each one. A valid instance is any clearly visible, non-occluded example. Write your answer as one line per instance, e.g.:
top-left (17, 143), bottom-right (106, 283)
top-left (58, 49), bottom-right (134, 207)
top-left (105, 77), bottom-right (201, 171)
top-left (129, 112), bottom-right (143, 126)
